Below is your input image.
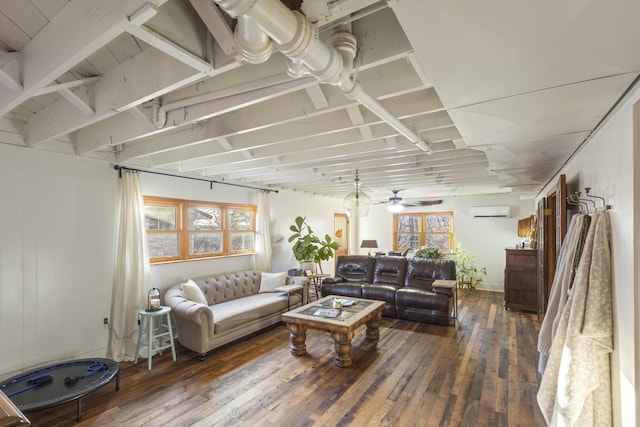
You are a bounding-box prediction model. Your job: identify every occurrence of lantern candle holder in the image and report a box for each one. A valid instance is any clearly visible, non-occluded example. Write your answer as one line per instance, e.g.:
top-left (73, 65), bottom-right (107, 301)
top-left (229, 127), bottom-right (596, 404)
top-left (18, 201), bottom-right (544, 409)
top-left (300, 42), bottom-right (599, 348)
top-left (146, 288), bottom-right (161, 312)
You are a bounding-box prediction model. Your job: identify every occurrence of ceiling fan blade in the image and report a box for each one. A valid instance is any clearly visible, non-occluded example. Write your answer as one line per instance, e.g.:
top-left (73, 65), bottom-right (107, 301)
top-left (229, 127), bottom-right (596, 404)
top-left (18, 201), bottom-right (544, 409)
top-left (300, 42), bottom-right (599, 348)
top-left (417, 199), bottom-right (443, 206)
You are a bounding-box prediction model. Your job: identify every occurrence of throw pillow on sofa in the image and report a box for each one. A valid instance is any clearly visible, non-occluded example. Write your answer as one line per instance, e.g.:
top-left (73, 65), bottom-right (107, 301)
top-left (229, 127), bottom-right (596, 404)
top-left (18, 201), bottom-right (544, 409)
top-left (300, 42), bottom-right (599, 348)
top-left (182, 279), bottom-right (208, 305)
top-left (259, 272), bottom-right (286, 293)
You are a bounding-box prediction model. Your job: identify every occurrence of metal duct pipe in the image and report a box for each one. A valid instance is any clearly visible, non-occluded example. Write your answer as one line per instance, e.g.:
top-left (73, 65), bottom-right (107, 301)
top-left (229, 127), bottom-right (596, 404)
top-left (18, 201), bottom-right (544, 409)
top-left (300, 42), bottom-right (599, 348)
top-left (235, 15), bottom-right (272, 64)
top-left (214, 0), bottom-right (432, 152)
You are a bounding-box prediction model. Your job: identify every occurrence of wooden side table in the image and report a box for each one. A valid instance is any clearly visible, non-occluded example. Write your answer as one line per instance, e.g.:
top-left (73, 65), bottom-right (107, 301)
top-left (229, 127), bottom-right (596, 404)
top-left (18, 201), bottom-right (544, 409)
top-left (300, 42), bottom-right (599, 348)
top-left (310, 274), bottom-right (330, 301)
top-left (134, 306), bottom-right (176, 370)
top-left (433, 279), bottom-right (458, 322)
top-left (275, 284), bottom-right (305, 309)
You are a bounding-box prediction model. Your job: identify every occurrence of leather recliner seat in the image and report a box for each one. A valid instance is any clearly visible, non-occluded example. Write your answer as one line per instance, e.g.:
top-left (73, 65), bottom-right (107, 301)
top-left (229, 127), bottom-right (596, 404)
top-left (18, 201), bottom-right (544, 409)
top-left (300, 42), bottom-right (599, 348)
top-left (322, 255), bottom-right (456, 326)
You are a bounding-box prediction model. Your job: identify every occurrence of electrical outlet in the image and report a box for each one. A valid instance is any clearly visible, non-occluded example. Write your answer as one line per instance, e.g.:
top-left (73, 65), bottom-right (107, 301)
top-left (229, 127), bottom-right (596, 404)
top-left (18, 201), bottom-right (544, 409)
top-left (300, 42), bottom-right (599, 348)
top-left (103, 317), bottom-right (109, 327)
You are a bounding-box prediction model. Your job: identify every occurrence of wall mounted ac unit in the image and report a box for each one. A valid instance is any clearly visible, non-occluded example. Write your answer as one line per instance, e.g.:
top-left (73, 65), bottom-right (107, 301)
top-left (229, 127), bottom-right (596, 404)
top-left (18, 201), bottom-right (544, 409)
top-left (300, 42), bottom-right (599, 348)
top-left (471, 206), bottom-right (511, 218)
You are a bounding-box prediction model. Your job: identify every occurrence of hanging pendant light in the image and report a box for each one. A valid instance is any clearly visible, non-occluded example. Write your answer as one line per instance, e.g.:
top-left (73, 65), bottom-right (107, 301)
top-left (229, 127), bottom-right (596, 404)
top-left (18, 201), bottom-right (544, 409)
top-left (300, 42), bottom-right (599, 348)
top-left (343, 169), bottom-right (371, 217)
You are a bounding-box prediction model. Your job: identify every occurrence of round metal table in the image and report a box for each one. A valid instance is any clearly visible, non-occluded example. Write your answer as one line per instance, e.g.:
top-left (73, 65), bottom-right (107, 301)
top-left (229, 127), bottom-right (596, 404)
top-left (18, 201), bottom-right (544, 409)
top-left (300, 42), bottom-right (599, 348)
top-left (0, 358), bottom-right (119, 422)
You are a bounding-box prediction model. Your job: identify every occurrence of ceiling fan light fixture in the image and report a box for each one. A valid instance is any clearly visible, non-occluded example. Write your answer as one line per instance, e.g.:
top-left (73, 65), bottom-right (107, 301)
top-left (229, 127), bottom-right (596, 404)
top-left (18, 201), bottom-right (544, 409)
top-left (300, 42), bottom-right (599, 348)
top-left (387, 203), bottom-right (404, 213)
top-left (344, 169), bottom-right (371, 217)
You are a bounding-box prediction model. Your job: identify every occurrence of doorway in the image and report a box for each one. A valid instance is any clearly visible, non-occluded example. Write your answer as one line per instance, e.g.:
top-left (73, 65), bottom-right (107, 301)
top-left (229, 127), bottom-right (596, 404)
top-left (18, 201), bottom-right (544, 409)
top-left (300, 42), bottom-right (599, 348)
top-left (539, 174), bottom-right (567, 316)
top-left (334, 213), bottom-right (349, 259)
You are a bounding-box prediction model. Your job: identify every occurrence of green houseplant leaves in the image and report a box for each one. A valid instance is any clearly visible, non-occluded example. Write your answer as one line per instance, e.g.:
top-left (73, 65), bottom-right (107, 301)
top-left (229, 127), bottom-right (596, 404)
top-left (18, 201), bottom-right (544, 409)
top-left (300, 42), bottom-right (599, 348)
top-left (288, 216), bottom-right (339, 274)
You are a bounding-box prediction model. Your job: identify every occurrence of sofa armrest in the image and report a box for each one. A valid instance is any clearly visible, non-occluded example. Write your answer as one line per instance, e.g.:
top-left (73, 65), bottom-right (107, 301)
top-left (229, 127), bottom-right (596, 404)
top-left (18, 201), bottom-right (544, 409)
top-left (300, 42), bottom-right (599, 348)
top-left (321, 276), bottom-right (344, 285)
top-left (164, 285), bottom-right (215, 348)
top-left (171, 301), bottom-right (214, 336)
top-left (286, 276), bottom-right (310, 287)
top-left (431, 280), bottom-right (456, 298)
top-left (431, 287), bottom-right (453, 298)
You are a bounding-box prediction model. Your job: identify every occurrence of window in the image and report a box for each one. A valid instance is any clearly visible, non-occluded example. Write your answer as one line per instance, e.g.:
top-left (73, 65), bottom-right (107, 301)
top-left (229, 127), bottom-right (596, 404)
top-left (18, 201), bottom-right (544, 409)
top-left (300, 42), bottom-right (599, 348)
top-left (144, 197), bottom-right (256, 263)
top-left (393, 212), bottom-right (454, 253)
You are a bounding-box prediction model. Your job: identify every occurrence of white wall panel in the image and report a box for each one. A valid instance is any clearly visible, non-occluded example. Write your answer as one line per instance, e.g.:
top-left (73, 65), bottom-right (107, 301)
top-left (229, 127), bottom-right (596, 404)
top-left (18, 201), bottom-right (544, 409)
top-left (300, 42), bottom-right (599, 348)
top-left (0, 145), bottom-right (116, 377)
top-left (269, 189), bottom-right (344, 276)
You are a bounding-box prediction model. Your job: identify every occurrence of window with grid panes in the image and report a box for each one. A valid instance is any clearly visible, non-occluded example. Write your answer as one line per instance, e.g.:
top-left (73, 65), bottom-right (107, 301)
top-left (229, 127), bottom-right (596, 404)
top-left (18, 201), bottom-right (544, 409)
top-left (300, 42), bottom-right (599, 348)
top-left (393, 212), bottom-right (454, 253)
top-left (144, 196), bottom-right (256, 263)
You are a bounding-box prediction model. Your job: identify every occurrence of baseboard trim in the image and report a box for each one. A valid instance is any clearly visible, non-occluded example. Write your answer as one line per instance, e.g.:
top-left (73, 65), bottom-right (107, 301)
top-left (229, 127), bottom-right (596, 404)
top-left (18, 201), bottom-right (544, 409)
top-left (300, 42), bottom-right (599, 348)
top-left (475, 282), bottom-right (504, 293)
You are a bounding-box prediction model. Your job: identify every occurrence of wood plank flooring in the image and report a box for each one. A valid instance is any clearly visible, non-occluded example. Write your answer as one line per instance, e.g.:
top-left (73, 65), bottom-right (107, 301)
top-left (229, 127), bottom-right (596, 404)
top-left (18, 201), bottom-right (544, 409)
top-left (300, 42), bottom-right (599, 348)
top-left (26, 290), bottom-right (545, 426)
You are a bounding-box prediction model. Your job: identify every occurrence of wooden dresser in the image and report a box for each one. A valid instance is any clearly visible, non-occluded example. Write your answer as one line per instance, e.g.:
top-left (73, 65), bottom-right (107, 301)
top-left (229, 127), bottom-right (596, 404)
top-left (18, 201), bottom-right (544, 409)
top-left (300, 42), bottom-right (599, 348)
top-left (504, 249), bottom-right (538, 312)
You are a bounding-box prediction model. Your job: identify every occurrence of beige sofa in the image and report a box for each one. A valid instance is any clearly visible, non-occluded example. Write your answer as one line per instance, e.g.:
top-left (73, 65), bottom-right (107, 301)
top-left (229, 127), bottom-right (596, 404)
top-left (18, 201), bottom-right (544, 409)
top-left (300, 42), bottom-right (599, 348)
top-left (164, 270), bottom-right (308, 360)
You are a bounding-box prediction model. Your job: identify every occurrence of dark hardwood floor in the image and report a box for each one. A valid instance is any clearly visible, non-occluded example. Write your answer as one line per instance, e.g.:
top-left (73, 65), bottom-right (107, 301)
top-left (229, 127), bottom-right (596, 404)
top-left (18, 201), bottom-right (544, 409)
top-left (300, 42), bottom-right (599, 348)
top-left (27, 290), bottom-right (545, 426)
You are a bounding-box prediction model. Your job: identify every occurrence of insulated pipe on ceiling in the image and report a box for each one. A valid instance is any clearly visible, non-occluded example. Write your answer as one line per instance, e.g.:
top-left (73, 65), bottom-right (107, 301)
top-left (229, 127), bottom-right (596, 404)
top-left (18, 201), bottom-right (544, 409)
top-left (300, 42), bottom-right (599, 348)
top-left (235, 15), bottom-right (272, 64)
top-left (215, 0), bottom-right (432, 153)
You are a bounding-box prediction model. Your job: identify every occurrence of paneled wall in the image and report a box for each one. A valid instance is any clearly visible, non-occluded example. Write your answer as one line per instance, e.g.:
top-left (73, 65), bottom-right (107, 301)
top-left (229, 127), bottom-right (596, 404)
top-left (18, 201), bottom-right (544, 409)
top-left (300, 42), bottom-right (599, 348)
top-left (0, 145), bottom-right (116, 377)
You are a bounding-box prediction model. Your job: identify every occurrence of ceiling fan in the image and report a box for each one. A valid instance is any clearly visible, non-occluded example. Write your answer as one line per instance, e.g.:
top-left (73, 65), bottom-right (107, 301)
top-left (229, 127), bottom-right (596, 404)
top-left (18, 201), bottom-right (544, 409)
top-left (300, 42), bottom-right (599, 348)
top-left (378, 190), bottom-right (443, 212)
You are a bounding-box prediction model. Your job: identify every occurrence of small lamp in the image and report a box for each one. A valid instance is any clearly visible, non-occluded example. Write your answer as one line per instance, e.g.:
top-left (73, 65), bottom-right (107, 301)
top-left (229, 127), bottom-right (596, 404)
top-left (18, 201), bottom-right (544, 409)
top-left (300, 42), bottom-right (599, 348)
top-left (147, 288), bottom-right (161, 312)
top-left (360, 239), bottom-right (378, 256)
top-left (517, 215), bottom-right (534, 248)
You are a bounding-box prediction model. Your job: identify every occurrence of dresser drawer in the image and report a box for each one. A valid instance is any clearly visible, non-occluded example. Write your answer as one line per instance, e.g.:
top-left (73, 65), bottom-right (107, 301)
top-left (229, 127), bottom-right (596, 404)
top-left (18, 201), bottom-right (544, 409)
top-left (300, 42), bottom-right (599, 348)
top-left (504, 249), bottom-right (538, 312)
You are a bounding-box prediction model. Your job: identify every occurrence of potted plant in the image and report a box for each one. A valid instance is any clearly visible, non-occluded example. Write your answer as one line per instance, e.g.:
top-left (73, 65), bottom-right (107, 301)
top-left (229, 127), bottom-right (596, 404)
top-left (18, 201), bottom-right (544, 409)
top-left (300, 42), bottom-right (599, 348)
top-left (413, 246), bottom-right (443, 259)
top-left (288, 216), bottom-right (339, 274)
top-left (447, 242), bottom-right (487, 290)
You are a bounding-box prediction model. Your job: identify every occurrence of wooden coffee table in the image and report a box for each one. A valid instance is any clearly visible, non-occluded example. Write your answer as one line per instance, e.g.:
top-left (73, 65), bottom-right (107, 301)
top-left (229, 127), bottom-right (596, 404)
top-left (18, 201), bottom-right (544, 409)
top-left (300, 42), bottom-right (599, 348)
top-left (281, 295), bottom-right (385, 367)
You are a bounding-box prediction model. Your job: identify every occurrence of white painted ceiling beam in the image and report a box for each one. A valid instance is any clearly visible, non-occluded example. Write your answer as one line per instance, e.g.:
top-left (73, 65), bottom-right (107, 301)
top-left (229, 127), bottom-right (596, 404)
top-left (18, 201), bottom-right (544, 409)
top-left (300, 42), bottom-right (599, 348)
top-left (29, 47), bottom-right (204, 148)
top-left (124, 25), bottom-right (213, 73)
top-left (118, 125), bottom-right (218, 161)
top-left (165, 77), bottom-right (317, 127)
top-left (0, 52), bottom-right (22, 91)
top-left (0, 116), bottom-right (27, 146)
top-left (199, 156), bottom-right (278, 174)
top-left (149, 109), bottom-right (448, 170)
top-left (236, 168), bottom-right (320, 184)
top-left (59, 87), bottom-right (94, 116)
top-left (77, 57), bottom-right (292, 148)
top-left (305, 84), bottom-right (329, 110)
top-left (182, 135), bottom-right (392, 172)
top-left (236, 156), bottom-right (490, 188)
top-left (118, 98), bottom-right (354, 162)
top-left (111, 62), bottom-right (427, 159)
top-left (0, 0), bottom-right (169, 117)
top-left (352, 167), bottom-right (492, 184)
top-left (271, 176), bottom-right (501, 196)
top-left (202, 145), bottom-right (405, 181)
top-left (306, 161), bottom-right (490, 186)
top-left (295, 171), bottom-right (498, 191)
top-left (202, 139), bottom-right (398, 177)
top-left (81, 16), bottom-right (417, 151)
top-left (188, 0), bottom-right (237, 57)
top-left (314, 152), bottom-right (487, 176)
top-left (35, 76), bottom-right (101, 96)
top-left (198, 88), bottom-right (442, 154)
top-left (152, 119), bottom-right (477, 179)
top-left (76, 107), bottom-right (159, 154)
top-left (295, 174), bottom-right (500, 193)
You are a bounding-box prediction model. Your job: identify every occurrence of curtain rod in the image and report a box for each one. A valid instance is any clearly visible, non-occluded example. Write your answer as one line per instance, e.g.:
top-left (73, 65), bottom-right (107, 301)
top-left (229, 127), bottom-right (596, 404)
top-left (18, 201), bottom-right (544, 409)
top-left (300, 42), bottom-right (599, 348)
top-left (113, 165), bottom-right (278, 193)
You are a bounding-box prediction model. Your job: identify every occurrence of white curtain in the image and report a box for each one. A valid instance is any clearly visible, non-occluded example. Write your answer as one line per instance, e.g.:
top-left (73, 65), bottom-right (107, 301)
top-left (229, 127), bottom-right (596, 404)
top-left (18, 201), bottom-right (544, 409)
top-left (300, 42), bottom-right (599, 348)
top-left (107, 171), bottom-right (149, 362)
top-left (253, 191), bottom-right (272, 271)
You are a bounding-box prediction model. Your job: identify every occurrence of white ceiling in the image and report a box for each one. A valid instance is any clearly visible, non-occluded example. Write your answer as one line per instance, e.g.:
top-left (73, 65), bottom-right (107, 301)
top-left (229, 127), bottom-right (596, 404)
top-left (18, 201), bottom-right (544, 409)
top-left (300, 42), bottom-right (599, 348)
top-left (1, 0), bottom-right (639, 205)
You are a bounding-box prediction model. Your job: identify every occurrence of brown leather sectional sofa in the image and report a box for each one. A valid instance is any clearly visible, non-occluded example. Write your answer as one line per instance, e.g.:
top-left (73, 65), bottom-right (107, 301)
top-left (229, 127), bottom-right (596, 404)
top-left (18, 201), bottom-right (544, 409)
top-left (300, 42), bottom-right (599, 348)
top-left (321, 255), bottom-right (456, 326)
